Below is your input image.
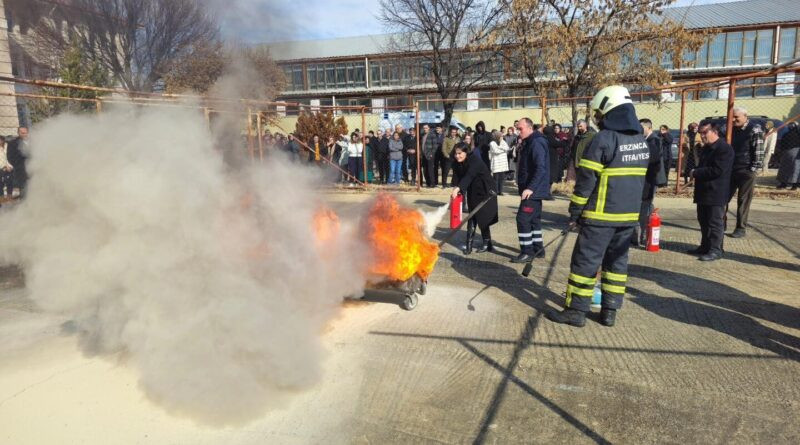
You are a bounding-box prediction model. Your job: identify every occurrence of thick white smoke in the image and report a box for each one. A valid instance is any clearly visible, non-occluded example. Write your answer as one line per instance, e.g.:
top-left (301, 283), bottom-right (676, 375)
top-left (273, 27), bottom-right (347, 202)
top-left (0, 106), bottom-right (368, 425)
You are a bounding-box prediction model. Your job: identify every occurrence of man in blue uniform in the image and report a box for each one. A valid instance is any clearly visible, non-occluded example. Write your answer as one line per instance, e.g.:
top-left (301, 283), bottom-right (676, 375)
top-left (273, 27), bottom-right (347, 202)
top-left (510, 118), bottom-right (551, 263)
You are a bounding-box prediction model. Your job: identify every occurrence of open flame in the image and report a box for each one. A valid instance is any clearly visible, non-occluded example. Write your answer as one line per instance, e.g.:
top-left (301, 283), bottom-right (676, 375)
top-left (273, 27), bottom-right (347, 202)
top-left (363, 193), bottom-right (439, 282)
top-left (313, 206), bottom-right (340, 247)
top-left (311, 194), bottom-right (439, 284)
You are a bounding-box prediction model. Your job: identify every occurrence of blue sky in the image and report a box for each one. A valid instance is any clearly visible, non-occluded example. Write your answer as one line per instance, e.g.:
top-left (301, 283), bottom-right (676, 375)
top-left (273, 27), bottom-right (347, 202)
top-left (211, 0), bottom-right (742, 43)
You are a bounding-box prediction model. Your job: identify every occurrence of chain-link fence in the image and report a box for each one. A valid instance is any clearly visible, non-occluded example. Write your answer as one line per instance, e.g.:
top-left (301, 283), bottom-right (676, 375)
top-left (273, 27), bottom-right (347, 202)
top-left (2, 66), bottom-right (798, 196)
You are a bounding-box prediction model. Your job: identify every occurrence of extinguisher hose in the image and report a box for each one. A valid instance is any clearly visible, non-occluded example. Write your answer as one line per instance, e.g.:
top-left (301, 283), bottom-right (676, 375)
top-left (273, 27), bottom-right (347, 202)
top-left (438, 191), bottom-right (497, 248)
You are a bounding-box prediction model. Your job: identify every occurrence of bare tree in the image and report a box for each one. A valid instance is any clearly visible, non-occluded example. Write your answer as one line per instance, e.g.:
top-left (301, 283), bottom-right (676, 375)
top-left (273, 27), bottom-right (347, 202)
top-left (164, 44), bottom-right (286, 100)
top-left (379, 0), bottom-right (507, 128)
top-left (503, 0), bottom-right (706, 127)
top-left (12, 0), bottom-right (220, 92)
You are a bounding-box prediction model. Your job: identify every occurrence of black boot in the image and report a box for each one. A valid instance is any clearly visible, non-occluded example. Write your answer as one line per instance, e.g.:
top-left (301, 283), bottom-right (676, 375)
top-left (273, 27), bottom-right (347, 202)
top-left (546, 308), bottom-right (586, 327)
top-left (462, 222), bottom-right (476, 255)
top-left (476, 239), bottom-right (494, 253)
top-left (600, 308), bottom-right (617, 327)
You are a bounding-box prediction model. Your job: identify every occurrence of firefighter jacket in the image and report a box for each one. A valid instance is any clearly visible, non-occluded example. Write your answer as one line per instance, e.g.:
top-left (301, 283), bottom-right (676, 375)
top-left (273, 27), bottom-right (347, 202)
top-left (569, 104), bottom-right (648, 227)
top-left (731, 121), bottom-right (765, 172)
top-left (516, 131), bottom-right (552, 199)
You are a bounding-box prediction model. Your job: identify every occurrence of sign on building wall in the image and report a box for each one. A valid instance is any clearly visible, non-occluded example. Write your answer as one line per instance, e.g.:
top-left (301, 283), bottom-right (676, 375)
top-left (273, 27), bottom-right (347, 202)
top-left (372, 98), bottom-right (385, 114)
top-left (775, 72), bottom-right (795, 97)
top-left (467, 92), bottom-right (479, 111)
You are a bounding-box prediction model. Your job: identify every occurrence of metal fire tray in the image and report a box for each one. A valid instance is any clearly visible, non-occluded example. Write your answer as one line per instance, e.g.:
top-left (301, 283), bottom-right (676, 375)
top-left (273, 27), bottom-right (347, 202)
top-left (364, 274), bottom-right (427, 310)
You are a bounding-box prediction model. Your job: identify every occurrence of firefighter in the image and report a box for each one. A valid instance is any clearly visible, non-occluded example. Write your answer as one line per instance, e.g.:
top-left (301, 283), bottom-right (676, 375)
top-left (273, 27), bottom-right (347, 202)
top-left (546, 85), bottom-right (649, 328)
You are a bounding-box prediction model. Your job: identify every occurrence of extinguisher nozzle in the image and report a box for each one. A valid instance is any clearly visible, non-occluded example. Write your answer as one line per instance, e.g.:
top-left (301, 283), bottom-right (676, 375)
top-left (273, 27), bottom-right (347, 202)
top-left (521, 262), bottom-right (533, 277)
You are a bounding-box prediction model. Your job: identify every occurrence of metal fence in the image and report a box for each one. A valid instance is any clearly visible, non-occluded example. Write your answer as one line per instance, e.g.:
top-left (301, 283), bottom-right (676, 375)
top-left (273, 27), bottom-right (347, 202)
top-left (2, 65), bottom-right (799, 195)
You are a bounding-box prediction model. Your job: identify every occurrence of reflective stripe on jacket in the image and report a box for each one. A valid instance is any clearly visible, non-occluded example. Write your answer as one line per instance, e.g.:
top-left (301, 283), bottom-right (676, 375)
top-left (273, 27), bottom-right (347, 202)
top-left (569, 129), bottom-right (649, 226)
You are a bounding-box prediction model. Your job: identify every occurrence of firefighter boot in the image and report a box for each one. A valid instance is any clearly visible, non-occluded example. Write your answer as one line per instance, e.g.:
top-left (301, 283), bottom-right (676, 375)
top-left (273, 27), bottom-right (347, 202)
top-left (600, 308), bottom-right (617, 327)
top-left (546, 308), bottom-right (586, 327)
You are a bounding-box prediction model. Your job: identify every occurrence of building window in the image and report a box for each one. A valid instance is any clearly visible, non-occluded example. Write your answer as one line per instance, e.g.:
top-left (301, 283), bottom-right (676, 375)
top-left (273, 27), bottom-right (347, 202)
top-left (693, 42), bottom-right (707, 68)
top-left (755, 29), bottom-right (774, 64)
top-left (478, 92), bottom-right (494, 110)
top-left (660, 52), bottom-right (673, 70)
top-left (735, 78), bottom-right (754, 98)
top-left (707, 33), bottom-right (725, 67)
top-left (779, 27), bottom-right (799, 63)
top-left (754, 76), bottom-right (775, 97)
top-left (305, 61), bottom-right (366, 90)
top-left (742, 31), bottom-right (756, 65)
top-left (282, 64), bottom-right (304, 91)
top-left (498, 90), bottom-right (514, 109)
top-left (724, 32), bottom-right (743, 66)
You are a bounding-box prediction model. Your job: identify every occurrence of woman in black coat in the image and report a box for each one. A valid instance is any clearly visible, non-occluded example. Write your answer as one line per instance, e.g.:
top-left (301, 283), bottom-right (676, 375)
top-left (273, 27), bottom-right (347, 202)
top-left (451, 142), bottom-right (499, 254)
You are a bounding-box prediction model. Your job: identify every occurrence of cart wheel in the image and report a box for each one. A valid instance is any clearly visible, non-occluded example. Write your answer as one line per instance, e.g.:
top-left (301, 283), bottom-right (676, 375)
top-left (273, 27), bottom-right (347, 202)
top-left (418, 281), bottom-right (427, 295)
top-left (401, 293), bottom-right (418, 311)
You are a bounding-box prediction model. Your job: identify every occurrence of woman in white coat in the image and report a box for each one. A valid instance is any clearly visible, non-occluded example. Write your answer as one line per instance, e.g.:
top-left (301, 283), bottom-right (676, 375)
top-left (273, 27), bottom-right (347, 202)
top-left (488, 130), bottom-right (510, 195)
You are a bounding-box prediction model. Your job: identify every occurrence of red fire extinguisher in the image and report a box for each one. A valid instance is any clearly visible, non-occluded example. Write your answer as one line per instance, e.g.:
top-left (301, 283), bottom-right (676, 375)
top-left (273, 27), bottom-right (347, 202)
top-left (450, 194), bottom-right (463, 229)
top-left (647, 208), bottom-right (661, 252)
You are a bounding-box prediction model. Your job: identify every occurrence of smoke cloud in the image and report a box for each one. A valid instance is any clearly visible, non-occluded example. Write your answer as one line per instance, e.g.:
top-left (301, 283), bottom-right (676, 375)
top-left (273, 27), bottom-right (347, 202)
top-left (0, 105), bottom-right (370, 425)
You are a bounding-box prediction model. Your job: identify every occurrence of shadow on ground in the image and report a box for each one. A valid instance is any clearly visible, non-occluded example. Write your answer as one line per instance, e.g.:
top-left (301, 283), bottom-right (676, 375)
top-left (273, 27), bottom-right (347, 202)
top-left (630, 264), bottom-right (800, 361)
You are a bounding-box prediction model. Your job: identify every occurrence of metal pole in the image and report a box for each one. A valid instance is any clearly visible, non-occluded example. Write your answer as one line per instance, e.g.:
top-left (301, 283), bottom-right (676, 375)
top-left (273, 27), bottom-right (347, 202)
top-left (676, 90), bottom-right (687, 194)
top-left (415, 105), bottom-right (421, 191)
top-left (541, 96), bottom-right (547, 127)
top-left (246, 108), bottom-right (254, 162)
top-left (256, 111), bottom-right (264, 162)
top-left (362, 107), bottom-right (367, 188)
top-left (726, 79), bottom-right (736, 144)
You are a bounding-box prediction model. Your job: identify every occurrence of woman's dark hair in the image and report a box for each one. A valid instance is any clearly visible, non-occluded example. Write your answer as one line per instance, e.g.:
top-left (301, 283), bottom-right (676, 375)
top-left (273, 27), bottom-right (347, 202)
top-left (454, 142), bottom-right (470, 153)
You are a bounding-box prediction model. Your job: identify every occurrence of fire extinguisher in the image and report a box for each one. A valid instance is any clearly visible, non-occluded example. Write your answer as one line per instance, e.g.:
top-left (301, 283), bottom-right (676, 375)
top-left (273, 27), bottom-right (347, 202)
top-left (647, 208), bottom-right (661, 252)
top-left (450, 194), bottom-right (463, 229)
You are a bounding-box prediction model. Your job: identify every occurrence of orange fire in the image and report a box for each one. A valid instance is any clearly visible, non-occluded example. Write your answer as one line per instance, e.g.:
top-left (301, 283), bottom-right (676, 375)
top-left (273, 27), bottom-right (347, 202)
top-left (313, 206), bottom-right (340, 246)
top-left (364, 193), bottom-right (439, 282)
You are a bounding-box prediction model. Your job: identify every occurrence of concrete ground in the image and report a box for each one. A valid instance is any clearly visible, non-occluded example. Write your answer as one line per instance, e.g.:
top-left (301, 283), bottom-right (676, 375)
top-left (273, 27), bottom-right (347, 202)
top-left (1, 190), bottom-right (799, 444)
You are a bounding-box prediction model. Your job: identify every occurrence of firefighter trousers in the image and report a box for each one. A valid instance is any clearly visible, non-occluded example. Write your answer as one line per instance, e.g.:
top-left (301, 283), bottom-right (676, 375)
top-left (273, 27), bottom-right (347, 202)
top-left (566, 224), bottom-right (635, 313)
top-left (516, 199), bottom-right (543, 254)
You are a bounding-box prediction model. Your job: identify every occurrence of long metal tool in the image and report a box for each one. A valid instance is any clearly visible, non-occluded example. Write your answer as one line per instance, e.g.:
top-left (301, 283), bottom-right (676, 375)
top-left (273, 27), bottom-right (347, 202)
top-left (437, 191), bottom-right (497, 248)
top-left (521, 227), bottom-right (572, 277)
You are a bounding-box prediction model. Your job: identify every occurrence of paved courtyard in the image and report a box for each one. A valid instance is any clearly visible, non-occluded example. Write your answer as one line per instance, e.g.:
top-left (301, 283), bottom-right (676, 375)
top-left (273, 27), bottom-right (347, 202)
top-left (1, 191), bottom-right (799, 444)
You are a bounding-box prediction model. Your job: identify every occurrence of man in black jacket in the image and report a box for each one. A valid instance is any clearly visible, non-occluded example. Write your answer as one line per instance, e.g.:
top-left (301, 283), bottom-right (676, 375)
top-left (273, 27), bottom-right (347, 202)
top-left (376, 130), bottom-right (390, 184)
top-left (634, 119), bottom-right (667, 246)
top-left (727, 106), bottom-right (764, 238)
top-left (547, 85), bottom-right (649, 328)
top-left (690, 123), bottom-right (734, 261)
top-left (474, 121), bottom-right (491, 168)
top-left (7, 126), bottom-right (29, 198)
top-left (420, 124), bottom-right (438, 188)
top-left (511, 118), bottom-right (551, 263)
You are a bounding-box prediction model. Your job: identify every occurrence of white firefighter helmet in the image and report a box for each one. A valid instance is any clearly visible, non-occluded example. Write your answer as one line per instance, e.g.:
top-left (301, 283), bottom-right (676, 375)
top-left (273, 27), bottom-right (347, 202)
top-left (589, 85), bottom-right (633, 117)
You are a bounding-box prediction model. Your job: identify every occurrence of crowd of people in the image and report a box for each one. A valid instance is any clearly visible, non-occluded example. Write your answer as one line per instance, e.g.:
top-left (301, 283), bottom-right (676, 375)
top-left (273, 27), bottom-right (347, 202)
top-left (261, 116), bottom-right (681, 196)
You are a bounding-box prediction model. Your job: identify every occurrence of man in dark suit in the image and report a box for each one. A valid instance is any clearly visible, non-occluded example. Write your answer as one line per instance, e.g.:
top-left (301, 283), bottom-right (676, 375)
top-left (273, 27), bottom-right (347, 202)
top-left (689, 122), bottom-right (734, 262)
top-left (634, 119), bottom-right (667, 247)
top-left (7, 126), bottom-right (29, 199)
